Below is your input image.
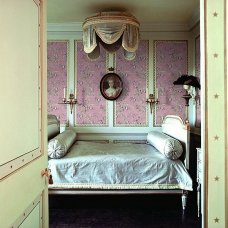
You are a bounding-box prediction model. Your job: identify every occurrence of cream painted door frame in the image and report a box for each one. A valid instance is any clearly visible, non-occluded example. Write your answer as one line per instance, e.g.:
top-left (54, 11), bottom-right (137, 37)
top-left (0, 0), bottom-right (48, 227)
top-left (202, 0), bottom-right (227, 227)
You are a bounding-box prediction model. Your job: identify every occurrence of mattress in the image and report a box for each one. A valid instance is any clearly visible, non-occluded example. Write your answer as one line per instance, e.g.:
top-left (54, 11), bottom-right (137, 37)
top-left (48, 141), bottom-right (192, 190)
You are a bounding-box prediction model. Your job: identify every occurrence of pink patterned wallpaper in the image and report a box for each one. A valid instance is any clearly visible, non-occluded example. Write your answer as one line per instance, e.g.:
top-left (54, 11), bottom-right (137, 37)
top-left (47, 40), bottom-right (189, 128)
top-left (114, 40), bottom-right (148, 126)
top-left (195, 36), bottom-right (201, 128)
top-left (75, 41), bottom-right (108, 126)
top-left (47, 41), bottom-right (68, 124)
top-left (154, 41), bottom-right (188, 125)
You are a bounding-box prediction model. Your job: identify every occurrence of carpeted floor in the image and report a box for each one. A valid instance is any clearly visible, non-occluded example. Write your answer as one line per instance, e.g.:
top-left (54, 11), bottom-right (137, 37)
top-left (49, 194), bottom-right (201, 228)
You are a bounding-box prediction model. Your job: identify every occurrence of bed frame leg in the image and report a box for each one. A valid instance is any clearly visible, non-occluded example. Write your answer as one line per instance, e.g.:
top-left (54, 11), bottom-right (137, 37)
top-left (182, 191), bottom-right (188, 212)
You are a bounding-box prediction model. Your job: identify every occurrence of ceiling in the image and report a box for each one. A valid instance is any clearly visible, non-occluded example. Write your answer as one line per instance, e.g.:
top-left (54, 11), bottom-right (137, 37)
top-left (47, 0), bottom-right (200, 29)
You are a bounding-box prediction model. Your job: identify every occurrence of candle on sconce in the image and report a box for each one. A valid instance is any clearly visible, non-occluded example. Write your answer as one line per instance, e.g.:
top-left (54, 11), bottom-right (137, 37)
top-left (59, 87), bottom-right (77, 114)
top-left (74, 88), bottom-right (77, 99)
top-left (146, 88), bottom-right (149, 98)
top-left (63, 87), bottom-right (66, 99)
top-left (156, 88), bottom-right (159, 99)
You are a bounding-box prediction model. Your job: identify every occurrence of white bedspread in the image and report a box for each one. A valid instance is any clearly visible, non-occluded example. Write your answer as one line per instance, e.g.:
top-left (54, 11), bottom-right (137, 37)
top-left (48, 141), bottom-right (192, 190)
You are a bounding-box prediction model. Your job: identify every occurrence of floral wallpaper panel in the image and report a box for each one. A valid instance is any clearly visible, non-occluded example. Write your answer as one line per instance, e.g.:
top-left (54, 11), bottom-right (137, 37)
top-left (75, 41), bottom-right (108, 126)
top-left (154, 41), bottom-right (188, 125)
top-left (114, 40), bottom-right (149, 126)
top-left (195, 36), bottom-right (201, 128)
top-left (47, 41), bottom-right (68, 124)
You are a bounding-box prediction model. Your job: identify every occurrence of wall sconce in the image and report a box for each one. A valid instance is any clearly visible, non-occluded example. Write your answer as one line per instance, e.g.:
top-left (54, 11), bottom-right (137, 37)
top-left (59, 88), bottom-right (77, 114)
top-left (182, 85), bottom-right (192, 123)
top-left (182, 85), bottom-right (192, 106)
top-left (146, 89), bottom-right (159, 114)
top-left (173, 75), bottom-right (201, 123)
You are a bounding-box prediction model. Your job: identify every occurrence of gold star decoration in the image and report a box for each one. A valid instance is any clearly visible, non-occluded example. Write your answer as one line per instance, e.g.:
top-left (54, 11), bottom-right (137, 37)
top-left (214, 217), bottom-right (219, 223)
top-left (214, 176), bottom-right (220, 181)
top-left (213, 12), bottom-right (218, 17)
top-left (213, 53), bottom-right (218, 58)
top-left (214, 94), bottom-right (219, 99)
top-left (214, 135), bottom-right (219, 141)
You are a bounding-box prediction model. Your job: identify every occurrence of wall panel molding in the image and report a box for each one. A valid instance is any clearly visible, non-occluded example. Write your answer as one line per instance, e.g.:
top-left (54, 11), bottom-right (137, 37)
top-left (47, 32), bottom-right (193, 133)
top-left (114, 40), bottom-right (149, 127)
top-left (47, 40), bottom-right (69, 124)
top-left (75, 41), bottom-right (108, 126)
top-left (195, 35), bottom-right (201, 128)
top-left (154, 40), bottom-right (188, 126)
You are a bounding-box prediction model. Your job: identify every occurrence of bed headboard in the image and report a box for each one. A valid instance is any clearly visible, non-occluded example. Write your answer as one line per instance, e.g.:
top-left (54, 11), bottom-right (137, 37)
top-left (162, 115), bottom-right (190, 169)
top-left (47, 114), bottom-right (60, 140)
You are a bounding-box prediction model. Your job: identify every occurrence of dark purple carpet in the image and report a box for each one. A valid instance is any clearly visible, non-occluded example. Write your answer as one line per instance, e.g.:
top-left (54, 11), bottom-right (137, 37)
top-left (49, 194), bottom-right (201, 228)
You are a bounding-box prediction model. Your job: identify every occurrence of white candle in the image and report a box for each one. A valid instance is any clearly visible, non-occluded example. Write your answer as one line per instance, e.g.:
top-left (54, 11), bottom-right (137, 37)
top-left (63, 87), bottom-right (66, 99)
top-left (156, 88), bottom-right (159, 99)
top-left (146, 88), bottom-right (148, 98)
top-left (74, 88), bottom-right (77, 99)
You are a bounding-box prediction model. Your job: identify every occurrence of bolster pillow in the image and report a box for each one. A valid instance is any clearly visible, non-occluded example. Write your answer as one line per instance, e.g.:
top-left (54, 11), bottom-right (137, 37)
top-left (48, 129), bottom-right (77, 159)
top-left (147, 131), bottom-right (183, 160)
top-left (47, 115), bottom-right (60, 140)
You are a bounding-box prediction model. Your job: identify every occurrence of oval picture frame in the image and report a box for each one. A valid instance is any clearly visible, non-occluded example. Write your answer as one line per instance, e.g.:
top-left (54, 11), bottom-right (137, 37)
top-left (100, 73), bottom-right (123, 100)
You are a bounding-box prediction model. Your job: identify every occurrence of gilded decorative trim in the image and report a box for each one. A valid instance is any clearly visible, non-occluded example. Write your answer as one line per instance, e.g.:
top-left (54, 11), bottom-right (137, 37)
top-left (145, 41), bottom-right (149, 126)
top-left (49, 183), bottom-right (192, 191)
top-left (153, 40), bottom-right (158, 126)
top-left (183, 123), bottom-right (191, 131)
top-left (113, 140), bottom-right (147, 144)
top-left (79, 140), bottom-right (109, 144)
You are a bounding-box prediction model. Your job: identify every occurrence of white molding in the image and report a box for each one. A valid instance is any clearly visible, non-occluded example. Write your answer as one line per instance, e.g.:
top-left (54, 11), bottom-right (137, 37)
top-left (10, 193), bottom-right (42, 228)
top-left (140, 23), bottom-right (189, 32)
top-left (47, 22), bottom-right (83, 32)
top-left (76, 132), bottom-right (148, 141)
top-left (0, 148), bottom-right (41, 180)
top-left (47, 21), bottom-right (199, 33)
top-left (72, 127), bottom-right (161, 134)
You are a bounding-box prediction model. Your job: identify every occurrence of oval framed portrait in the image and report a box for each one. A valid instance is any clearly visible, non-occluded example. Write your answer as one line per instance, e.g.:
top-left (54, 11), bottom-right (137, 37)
top-left (100, 73), bottom-right (123, 100)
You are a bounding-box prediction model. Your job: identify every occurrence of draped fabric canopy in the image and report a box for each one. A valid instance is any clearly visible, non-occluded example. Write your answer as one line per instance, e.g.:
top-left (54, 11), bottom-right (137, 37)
top-left (82, 12), bottom-right (140, 60)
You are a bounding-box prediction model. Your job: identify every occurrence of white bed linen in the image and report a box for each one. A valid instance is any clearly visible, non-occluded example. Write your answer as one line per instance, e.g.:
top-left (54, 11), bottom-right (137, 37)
top-left (48, 141), bottom-right (192, 190)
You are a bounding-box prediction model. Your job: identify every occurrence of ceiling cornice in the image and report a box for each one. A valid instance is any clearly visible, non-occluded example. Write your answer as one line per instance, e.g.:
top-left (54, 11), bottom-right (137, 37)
top-left (47, 21), bottom-right (199, 33)
top-left (188, 6), bottom-right (200, 29)
top-left (139, 23), bottom-right (190, 32)
top-left (47, 22), bottom-right (83, 32)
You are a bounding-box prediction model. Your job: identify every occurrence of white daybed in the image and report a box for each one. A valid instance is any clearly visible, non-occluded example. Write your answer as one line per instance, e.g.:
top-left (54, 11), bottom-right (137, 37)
top-left (47, 115), bottom-right (192, 211)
